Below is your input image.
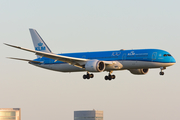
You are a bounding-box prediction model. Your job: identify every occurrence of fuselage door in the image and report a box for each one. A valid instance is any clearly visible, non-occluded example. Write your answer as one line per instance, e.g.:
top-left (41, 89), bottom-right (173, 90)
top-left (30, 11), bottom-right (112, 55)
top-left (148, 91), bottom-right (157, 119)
top-left (152, 52), bottom-right (157, 61)
top-left (122, 53), bottom-right (126, 60)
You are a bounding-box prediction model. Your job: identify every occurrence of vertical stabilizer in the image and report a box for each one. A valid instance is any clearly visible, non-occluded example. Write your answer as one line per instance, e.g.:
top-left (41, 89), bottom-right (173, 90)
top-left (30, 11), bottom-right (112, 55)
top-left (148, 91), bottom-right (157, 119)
top-left (29, 28), bottom-right (52, 54)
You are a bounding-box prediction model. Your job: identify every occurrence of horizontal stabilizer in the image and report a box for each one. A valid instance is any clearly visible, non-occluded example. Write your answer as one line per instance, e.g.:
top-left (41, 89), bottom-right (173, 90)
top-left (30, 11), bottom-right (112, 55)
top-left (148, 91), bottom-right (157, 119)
top-left (7, 57), bottom-right (42, 63)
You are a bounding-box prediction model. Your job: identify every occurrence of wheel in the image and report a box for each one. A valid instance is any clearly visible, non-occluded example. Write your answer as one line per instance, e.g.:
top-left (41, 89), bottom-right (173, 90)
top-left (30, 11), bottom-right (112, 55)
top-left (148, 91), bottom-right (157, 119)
top-left (86, 75), bottom-right (90, 79)
top-left (83, 75), bottom-right (87, 79)
top-left (105, 76), bottom-right (109, 80)
top-left (108, 75), bottom-right (112, 80)
top-left (90, 74), bottom-right (94, 78)
top-left (159, 72), bottom-right (164, 75)
top-left (112, 75), bottom-right (116, 79)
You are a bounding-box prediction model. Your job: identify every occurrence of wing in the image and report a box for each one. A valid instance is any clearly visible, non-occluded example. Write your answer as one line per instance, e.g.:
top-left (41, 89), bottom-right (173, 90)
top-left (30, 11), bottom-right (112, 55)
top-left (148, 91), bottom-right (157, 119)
top-left (4, 43), bottom-right (89, 68)
top-left (4, 43), bottom-right (119, 69)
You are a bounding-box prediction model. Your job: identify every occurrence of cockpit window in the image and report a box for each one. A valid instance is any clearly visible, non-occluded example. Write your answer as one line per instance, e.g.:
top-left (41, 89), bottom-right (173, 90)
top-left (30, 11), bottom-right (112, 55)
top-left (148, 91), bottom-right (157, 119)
top-left (163, 54), bottom-right (171, 57)
top-left (167, 54), bottom-right (171, 56)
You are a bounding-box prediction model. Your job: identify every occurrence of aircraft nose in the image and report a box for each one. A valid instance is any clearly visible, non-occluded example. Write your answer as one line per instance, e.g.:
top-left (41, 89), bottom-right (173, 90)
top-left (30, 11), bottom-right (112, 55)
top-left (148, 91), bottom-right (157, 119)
top-left (170, 57), bottom-right (176, 63)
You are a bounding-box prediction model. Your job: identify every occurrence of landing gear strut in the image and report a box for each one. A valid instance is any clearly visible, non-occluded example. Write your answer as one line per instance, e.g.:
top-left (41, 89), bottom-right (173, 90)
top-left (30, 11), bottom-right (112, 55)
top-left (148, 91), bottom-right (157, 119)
top-left (159, 67), bottom-right (166, 75)
top-left (105, 71), bottom-right (116, 80)
top-left (83, 72), bottom-right (94, 79)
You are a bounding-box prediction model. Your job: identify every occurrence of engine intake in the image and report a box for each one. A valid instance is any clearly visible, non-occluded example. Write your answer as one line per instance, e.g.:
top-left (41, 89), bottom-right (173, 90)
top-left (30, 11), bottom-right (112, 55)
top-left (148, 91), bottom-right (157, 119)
top-left (129, 68), bottom-right (149, 75)
top-left (85, 60), bottom-right (105, 72)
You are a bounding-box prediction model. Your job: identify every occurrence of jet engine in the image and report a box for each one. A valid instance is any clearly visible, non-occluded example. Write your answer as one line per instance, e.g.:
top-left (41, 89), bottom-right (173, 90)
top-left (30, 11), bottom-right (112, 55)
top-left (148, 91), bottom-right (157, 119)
top-left (129, 68), bottom-right (149, 75)
top-left (85, 60), bottom-right (105, 72)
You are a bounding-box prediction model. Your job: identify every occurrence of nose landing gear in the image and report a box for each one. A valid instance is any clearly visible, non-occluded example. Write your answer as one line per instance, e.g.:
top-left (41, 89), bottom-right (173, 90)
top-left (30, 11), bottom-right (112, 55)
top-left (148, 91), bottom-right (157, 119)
top-left (159, 67), bottom-right (166, 75)
top-left (83, 72), bottom-right (94, 79)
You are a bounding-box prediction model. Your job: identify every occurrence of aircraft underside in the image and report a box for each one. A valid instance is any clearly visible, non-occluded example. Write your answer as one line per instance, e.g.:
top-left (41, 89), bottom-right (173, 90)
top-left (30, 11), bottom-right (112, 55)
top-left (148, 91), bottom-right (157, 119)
top-left (30, 60), bottom-right (174, 80)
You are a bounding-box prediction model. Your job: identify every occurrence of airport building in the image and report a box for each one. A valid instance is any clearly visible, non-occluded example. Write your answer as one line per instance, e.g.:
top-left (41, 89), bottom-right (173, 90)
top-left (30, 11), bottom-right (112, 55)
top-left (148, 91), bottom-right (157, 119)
top-left (74, 110), bottom-right (103, 120)
top-left (0, 108), bottom-right (21, 120)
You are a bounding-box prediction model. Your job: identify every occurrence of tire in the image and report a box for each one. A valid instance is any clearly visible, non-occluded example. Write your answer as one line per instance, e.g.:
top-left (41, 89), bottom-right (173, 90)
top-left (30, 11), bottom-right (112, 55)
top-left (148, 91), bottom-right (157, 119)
top-left (86, 75), bottom-right (90, 79)
top-left (160, 72), bottom-right (164, 75)
top-left (90, 74), bottom-right (94, 78)
top-left (112, 75), bottom-right (115, 79)
top-left (108, 75), bottom-right (112, 80)
top-left (83, 75), bottom-right (87, 79)
top-left (105, 76), bottom-right (109, 80)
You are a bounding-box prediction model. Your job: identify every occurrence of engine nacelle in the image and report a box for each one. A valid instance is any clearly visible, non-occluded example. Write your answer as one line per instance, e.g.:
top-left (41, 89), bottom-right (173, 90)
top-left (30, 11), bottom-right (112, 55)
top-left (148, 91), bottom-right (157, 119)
top-left (85, 60), bottom-right (105, 72)
top-left (129, 68), bottom-right (149, 75)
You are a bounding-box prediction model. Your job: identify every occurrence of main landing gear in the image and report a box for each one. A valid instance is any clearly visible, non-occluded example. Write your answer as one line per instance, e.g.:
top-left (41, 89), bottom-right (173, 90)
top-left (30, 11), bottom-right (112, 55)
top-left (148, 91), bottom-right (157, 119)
top-left (105, 71), bottom-right (116, 81)
top-left (83, 72), bottom-right (94, 79)
top-left (159, 67), bottom-right (166, 75)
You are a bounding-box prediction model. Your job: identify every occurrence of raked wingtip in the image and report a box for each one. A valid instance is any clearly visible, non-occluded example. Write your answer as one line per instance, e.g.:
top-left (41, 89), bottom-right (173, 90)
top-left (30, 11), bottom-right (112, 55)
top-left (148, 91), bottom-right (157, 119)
top-left (4, 43), bottom-right (11, 46)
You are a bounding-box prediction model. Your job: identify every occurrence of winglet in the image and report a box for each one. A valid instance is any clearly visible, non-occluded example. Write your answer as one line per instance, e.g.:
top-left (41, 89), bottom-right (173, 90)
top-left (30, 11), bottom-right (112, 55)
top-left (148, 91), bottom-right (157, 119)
top-left (4, 43), bottom-right (21, 49)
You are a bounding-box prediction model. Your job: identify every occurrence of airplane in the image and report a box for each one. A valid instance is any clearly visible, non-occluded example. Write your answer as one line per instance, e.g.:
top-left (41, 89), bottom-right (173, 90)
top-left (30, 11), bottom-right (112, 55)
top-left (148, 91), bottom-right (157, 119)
top-left (4, 28), bottom-right (176, 80)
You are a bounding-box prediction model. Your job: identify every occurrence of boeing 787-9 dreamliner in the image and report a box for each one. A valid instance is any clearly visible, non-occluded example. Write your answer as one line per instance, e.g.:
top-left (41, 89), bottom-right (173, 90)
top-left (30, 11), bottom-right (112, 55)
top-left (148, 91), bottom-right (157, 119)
top-left (5, 29), bottom-right (176, 80)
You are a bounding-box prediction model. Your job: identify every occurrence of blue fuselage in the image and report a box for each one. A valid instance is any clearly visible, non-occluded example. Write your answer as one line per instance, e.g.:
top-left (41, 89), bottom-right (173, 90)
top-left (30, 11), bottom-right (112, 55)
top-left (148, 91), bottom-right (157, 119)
top-left (34, 49), bottom-right (176, 65)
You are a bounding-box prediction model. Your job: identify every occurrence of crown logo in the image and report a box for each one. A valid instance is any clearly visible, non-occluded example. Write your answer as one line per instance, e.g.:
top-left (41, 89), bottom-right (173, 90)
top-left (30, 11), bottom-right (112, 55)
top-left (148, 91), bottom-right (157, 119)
top-left (38, 42), bottom-right (43, 46)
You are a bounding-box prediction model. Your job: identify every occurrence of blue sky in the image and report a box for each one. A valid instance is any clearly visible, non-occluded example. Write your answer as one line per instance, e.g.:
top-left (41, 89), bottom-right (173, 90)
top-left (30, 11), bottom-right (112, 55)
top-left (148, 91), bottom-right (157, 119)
top-left (0, 0), bottom-right (180, 120)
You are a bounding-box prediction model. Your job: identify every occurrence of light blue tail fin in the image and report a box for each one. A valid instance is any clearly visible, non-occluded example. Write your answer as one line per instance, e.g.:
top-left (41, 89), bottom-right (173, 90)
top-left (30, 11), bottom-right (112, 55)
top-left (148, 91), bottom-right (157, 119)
top-left (29, 28), bottom-right (52, 54)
